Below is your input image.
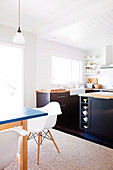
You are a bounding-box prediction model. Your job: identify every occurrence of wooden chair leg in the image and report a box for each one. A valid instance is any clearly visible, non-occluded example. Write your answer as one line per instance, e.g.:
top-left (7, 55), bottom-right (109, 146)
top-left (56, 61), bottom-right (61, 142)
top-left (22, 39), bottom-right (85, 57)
top-left (48, 130), bottom-right (60, 153)
top-left (37, 132), bottom-right (41, 164)
top-left (27, 132), bottom-right (31, 140)
top-left (40, 132), bottom-right (42, 144)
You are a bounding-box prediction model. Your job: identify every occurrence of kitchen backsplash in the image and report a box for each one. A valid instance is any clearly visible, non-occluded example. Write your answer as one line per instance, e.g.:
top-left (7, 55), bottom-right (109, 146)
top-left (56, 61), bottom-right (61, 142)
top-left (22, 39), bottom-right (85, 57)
top-left (87, 68), bottom-right (113, 89)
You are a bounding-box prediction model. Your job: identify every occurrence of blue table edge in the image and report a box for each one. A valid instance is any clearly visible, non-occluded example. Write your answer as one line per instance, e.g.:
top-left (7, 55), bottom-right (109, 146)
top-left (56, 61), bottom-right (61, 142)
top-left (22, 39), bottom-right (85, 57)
top-left (0, 107), bottom-right (48, 125)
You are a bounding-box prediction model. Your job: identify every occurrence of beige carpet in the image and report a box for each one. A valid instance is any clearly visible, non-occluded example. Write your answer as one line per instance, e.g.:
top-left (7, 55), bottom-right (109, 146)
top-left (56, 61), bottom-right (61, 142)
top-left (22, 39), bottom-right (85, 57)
top-left (6, 129), bottom-right (113, 170)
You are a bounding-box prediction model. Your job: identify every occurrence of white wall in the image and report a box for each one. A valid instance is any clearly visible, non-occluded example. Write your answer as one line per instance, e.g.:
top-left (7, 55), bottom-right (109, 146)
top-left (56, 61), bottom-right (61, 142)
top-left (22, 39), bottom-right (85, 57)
top-left (36, 38), bottom-right (87, 89)
top-left (87, 47), bottom-right (113, 88)
top-left (85, 69), bottom-right (113, 89)
top-left (87, 46), bottom-right (113, 65)
top-left (0, 24), bottom-right (36, 108)
top-left (87, 48), bottom-right (106, 65)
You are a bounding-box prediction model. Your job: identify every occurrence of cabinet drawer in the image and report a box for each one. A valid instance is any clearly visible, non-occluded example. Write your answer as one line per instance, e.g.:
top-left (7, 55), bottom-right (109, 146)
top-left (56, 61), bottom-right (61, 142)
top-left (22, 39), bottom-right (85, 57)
top-left (50, 92), bottom-right (68, 104)
top-left (60, 104), bottom-right (67, 112)
top-left (57, 102), bottom-right (67, 110)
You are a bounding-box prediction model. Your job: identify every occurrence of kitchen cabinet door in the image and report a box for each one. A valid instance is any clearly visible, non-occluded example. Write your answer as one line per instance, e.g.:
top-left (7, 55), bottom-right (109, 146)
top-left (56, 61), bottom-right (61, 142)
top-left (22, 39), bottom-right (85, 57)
top-left (36, 91), bottom-right (79, 130)
top-left (50, 92), bottom-right (68, 113)
top-left (36, 92), bottom-right (50, 107)
top-left (88, 97), bottom-right (113, 139)
top-left (68, 94), bottom-right (79, 129)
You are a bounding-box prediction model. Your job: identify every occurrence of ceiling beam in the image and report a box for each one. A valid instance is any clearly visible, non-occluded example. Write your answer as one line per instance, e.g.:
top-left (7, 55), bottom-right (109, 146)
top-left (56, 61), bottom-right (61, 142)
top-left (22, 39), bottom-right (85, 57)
top-left (36, 0), bottom-right (113, 36)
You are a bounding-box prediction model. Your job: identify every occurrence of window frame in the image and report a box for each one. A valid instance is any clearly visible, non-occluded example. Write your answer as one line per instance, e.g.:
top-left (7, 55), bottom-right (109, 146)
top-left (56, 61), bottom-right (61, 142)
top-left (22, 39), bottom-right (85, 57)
top-left (52, 56), bottom-right (83, 84)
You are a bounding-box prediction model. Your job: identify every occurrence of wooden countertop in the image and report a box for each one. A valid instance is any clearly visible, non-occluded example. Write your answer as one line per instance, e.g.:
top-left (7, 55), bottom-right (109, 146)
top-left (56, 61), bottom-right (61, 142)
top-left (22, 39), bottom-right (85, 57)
top-left (85, 88), bottom-right (113, 91)
top-left (36, 89), bottom-right (70, 93)
top-left (79, 92), bottom-right (113, 99)
top-left (36, 88), bottom-right (113, 93)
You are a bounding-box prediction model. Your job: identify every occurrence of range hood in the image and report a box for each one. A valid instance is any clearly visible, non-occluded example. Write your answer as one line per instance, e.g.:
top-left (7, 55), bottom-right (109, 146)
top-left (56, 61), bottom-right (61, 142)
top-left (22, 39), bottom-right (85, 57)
top-left (100, 45), bottom-right (113, 69)
top-left (99, 64), bottom-right (113, 69)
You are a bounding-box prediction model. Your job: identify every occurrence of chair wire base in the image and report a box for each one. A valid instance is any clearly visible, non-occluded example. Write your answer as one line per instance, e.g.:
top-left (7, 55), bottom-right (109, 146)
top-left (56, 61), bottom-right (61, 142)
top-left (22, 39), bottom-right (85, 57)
top-left (27, 130), bottom-right (52, 145)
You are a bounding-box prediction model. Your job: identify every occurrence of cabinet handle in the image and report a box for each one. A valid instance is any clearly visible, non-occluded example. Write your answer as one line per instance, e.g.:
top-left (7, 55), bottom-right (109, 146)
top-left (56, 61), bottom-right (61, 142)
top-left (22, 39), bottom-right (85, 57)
top-left (57, 96), bottom-right (66, 98)
top-left (61, 104), bottom-right (66, 107)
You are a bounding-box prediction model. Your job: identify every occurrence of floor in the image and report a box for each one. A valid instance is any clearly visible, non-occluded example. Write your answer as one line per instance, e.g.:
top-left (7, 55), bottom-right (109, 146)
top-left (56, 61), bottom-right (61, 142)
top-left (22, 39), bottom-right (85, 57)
top-left (7, 129), bottom-right (113, 170)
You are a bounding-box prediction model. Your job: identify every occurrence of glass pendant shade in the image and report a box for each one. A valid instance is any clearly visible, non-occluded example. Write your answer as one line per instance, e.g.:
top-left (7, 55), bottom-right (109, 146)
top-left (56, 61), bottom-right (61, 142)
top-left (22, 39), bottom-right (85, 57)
top-left (13, 0), bottom-right (25, 44)
top-left (13, 27), bottom-right (25, 44)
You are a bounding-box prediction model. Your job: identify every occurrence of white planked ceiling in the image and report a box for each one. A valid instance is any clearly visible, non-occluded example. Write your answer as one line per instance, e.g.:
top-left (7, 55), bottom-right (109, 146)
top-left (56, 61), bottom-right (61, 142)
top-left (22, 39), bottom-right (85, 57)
top-left (1, 0), bottom-right (113, 50)
top-left (40, 9), bottom-right (113, 50)
top-left (0, 0), bottom-right (85, 32)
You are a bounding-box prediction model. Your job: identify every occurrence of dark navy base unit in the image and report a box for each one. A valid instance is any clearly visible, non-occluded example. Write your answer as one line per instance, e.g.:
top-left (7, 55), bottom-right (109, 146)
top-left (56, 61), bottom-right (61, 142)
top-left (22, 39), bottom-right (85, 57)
top-left (80, 96), bottom-right (113, 144)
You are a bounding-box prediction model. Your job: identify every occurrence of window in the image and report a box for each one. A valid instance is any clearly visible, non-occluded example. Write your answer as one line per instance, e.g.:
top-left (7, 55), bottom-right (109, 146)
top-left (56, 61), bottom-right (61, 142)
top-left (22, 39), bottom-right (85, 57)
top-left (0, 43), bottom-right (24, 109)
top-left (52, 56), bottom-right (82, 84)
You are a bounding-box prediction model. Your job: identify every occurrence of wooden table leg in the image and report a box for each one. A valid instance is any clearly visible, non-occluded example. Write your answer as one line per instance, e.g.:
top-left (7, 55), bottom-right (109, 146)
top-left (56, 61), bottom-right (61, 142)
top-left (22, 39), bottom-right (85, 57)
top-left (20, 120), bottom-right (28, 170)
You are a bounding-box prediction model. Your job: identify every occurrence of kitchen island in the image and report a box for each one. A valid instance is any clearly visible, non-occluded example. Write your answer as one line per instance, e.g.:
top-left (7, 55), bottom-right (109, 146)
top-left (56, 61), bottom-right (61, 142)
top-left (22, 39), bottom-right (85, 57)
top-left (79, 92), bottom-right (113, 147)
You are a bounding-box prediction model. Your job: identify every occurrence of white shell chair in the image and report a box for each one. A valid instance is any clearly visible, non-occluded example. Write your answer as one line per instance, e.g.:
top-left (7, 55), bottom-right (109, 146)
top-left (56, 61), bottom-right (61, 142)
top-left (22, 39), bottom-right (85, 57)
top-left (0, 127), bottom-right (28, 170)
top-left (27, 102), bottom-right (62, 164)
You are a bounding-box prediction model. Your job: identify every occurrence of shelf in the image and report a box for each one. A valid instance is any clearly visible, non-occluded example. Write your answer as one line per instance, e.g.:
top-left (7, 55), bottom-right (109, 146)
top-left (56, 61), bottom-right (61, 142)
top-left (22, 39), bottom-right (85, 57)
top-left (81, 102), bottom-right (88, 104)
top-left (81, 121), bottom-right (88, 124)
top-left (85, 58), bottom-right (95, 61)
top-left (80, 127), bottom-right (88, 130)
top-left (85, 72), bottom-right (98, 75)
top-left (80, 96), bottom-right (89, 130)
top-left (81, 114), bottom-right (88, 117)
top-left (85, 56), bottom-right (99, 75)
top-left (81, 108), bottom-right (88, 111)
top-left (85, 65), bottom-right (97, 68)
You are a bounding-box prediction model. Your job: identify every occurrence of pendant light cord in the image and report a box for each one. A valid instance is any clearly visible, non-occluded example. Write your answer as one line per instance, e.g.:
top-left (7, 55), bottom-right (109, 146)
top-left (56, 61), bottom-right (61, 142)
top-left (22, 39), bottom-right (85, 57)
top-left (19, 0), bottom-right (20, 27)
top-left (17, 0), bottom-right (21, 32)
top-left (13, 0), bottom-right (25, 43)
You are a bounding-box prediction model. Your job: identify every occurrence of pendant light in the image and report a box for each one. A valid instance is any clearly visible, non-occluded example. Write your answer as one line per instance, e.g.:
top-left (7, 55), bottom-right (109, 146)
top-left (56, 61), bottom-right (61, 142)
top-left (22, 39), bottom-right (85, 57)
top-left (13, 0), bottom-right (25, 44)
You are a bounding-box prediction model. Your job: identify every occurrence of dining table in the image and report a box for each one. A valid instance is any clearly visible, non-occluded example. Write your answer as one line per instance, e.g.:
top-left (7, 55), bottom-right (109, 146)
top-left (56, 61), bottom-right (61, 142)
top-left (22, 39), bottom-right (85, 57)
top-left (0, 107), bottom-right (48, 170)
